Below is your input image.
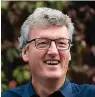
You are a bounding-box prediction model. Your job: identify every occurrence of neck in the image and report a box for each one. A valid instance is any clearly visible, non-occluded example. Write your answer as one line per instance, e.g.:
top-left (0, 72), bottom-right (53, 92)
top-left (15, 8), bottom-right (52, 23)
top-left (32, 77), bottom-right (65, 97)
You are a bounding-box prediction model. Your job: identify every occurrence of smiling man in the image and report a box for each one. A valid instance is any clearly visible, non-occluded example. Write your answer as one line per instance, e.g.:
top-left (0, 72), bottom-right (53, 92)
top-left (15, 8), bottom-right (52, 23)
top-left (2, 7), bottom-right (95, 97)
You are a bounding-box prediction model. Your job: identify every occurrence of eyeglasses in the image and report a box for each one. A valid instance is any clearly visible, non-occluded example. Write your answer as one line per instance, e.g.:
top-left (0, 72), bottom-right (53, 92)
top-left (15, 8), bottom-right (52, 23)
top-left (27, 38), bottom-right (72, 50)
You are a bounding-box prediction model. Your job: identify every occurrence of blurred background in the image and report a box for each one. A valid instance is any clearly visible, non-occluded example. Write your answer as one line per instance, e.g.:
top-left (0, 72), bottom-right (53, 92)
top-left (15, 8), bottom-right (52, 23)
top-left (1, 1), bottom-right (95, 91)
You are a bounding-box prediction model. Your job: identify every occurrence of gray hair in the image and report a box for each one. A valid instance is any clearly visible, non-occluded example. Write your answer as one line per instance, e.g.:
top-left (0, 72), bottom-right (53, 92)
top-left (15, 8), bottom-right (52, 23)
top-left (18, 7), bottom-right (74, 54)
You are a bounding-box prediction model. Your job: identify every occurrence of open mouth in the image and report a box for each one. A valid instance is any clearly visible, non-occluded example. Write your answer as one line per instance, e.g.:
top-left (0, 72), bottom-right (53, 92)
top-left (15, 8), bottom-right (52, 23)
top-left (44, 60), bottom-right (60, 65)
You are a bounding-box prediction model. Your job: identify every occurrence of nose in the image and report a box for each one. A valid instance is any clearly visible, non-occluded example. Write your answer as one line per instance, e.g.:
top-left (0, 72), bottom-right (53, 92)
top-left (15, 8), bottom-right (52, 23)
top-left (47, 41), bottom-right (58, 57)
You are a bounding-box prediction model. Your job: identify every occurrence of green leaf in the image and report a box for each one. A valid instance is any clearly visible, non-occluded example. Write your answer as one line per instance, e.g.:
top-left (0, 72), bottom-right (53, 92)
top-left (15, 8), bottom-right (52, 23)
top-left (1, 84), bottom-right (8, 91)
top-left (23, 70), bottom-right (30, 80)
top-left (16, 72), bottom-right (24, 83)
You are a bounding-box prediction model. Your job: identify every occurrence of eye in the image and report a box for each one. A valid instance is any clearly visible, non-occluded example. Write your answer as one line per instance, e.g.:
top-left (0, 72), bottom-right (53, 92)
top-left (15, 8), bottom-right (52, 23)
top-left (56, 39), bottom-right (69, 48)
top-left (36, 39), bottom-right (50, 48)
top-left (57, 40), bottom-right (67, 45)
top-left (37, 41), bottom-right (48, 45)
top-left (58, 42), bottom-right (66, 45)
top-left (57, 42), bottom-right (67, 47)
top-left (56, 38), bottom-right (69, 45)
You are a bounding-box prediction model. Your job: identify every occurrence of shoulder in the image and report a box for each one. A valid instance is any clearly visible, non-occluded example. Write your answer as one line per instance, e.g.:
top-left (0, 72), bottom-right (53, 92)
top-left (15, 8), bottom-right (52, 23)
top-left (71, 83), bottom-right (95, 97)
top-left (1, 85), bottom-right (27, 97)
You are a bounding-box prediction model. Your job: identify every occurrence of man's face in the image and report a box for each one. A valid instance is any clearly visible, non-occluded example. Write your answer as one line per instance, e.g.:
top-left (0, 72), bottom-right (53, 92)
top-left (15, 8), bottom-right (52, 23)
top-left (22, 25), bottom-right (71, 80)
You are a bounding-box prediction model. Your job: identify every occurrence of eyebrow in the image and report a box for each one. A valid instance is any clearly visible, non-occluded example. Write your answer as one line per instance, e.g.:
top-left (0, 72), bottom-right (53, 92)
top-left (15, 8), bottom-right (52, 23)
top-left (38, 36), bottom-right (69, 40)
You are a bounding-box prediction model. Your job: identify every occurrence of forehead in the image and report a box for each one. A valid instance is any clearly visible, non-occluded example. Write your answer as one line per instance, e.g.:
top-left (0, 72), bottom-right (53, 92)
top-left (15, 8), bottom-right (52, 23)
top-left (29, 25), bottom-right (69, 39)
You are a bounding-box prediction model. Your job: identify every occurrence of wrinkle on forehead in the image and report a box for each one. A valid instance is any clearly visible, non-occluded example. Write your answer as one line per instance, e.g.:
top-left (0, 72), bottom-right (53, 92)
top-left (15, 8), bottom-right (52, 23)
top-left (28, 25), bottom-right (69, 40)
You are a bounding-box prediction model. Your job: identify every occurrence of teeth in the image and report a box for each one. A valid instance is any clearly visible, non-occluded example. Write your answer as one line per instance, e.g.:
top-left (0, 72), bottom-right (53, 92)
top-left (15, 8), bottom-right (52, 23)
top-left (44, 60), bottom-right (60, 65)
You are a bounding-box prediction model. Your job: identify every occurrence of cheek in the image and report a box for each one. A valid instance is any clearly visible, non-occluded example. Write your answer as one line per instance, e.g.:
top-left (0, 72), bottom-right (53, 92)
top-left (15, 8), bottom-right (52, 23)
top-left (59, 51), bottom-right (70, 67)
top-left (59, 51), bottom-right (70, 60)
top-left (28, 50), bottom-right (41, 73)
top-left (28, 47), bottom-right (46, 66)
top-left (28, 49), bottom-right (47, 75)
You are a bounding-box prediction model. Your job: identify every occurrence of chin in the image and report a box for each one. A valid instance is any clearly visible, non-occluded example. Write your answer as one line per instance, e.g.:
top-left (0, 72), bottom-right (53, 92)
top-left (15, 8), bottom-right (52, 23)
top-left (45, 72), bottom-right (63, 79)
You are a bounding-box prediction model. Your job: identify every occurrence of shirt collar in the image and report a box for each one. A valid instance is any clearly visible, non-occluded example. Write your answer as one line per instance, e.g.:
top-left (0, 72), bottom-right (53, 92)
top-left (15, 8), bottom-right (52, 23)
top-left (59, 78), bottom-right (74, 97)
top-left (22, 78), bottom-right (74, 97)
top-left (22, 79), bottom-right (37, 97)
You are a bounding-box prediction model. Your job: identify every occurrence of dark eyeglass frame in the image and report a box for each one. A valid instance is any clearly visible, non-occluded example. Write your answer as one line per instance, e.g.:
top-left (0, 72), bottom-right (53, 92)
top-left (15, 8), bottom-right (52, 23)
top-left (27, 38), bottom-right (72, 50)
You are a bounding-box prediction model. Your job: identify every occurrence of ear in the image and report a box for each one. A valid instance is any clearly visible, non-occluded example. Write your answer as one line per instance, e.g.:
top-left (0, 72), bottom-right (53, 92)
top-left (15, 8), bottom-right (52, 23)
top-left (21, 47), bottom-right (29, 62)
